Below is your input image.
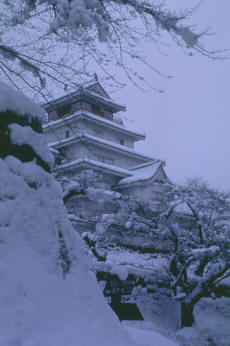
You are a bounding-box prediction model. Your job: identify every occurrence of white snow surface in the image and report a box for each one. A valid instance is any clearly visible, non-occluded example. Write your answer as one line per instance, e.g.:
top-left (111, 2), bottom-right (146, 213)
top-left (175, 297), bottom-right (230, 346)
top-left (9, 123), bottom-right (54, 167)
top-left (0, 156), bottom-right (136, 346)
top-left (119, 161), bottom-right (161, 186)
top-left (173, 202), bottom-right (193, 215)
top-left (125, 325), bottom-right (179, 346)
top-left (92, 248), bottom-right (169, 283)
top-left (111, 265), bottom-right (129, 280)
top-left (0, 81), bottom-right (46, 122)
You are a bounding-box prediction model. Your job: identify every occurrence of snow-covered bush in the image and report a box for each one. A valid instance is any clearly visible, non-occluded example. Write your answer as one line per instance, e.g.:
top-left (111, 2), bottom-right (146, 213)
top-left (0, 81), bottom-right (135, 346)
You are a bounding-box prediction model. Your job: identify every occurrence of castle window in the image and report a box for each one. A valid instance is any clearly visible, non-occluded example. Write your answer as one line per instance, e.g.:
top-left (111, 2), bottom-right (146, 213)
top-left (92, 104), bottom-right (104, 115)
top-left (66, 130), bottom-right (70, 138)
top-left (119, 139), bottom-right (124, 145)
top-left (57, 104), bottom-right (71, 117)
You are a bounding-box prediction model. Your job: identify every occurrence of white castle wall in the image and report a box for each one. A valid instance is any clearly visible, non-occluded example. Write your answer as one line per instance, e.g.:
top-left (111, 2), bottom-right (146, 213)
top-left (58, 141), bottom-right (147, 169)
top-left (44, 117), bottom-right (136, 149)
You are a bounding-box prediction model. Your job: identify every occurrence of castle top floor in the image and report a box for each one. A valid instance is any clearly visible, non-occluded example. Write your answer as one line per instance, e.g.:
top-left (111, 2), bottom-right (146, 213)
top-left (42, 81), bottom-right (146, 149)
top-left (42, 81), bottom-right (125, 126)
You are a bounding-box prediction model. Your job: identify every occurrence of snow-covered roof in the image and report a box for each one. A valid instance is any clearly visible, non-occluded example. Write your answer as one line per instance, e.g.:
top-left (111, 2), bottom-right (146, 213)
top-left (49, 133), bottom-right (154, 162)
top-left (43, 110), bottom-right (145, 140)
top-left (53, 157), bottom-right (132, 178)
top-left (42, 81), bottom-right (125, 113)
top-left (0, 81), bottom-right (46, 122)
top-left (118, 161), bottom-right (167, 186)
top-left (81, 88), bottom-right (125, 112)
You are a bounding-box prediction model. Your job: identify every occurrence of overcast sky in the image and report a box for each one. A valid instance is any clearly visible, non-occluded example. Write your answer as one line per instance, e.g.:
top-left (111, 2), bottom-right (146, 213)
top-left (114, 0), bottom-right (230, 190)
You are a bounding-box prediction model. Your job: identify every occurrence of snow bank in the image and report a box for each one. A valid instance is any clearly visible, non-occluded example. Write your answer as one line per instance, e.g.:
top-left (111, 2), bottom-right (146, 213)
top-left (0, 81), bottom-right (46, 122)
top-left (0, 156), bottom-right (136, 346)
top-left (125, 325), bottom-right (179, 346)
top-left (0, 84), bottom-right (136, 346)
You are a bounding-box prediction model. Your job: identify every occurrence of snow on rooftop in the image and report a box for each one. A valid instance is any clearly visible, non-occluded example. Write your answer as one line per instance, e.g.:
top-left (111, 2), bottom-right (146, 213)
top-left (118, 161), bottom-right (162, 186)
top-left (49, 132), bottom-right (153, 161)
top-left (42, 81), bottom-right (124, 111)
top-left (0, 81), bottom-right (46, 122)
top-left (53, 157), bottom-right (132, 177)
top-left (43, 110), bottom-right (145, 139)
top-left (82, 88), bottom-right (125, 110)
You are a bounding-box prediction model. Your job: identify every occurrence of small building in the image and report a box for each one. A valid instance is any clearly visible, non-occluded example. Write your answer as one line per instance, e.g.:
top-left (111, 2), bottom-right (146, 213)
top-left (43, 81), bottom-right (169, 203)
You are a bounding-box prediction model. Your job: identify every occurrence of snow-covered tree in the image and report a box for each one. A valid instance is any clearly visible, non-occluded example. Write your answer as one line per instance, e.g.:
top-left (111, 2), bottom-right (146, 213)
top-left (0, 81), bottom-right (136, 345)
top-left (60, 171), bottom-right (230, 330)
top-left (158, 178), bottom-right (230, 328)
top-left (170, 244), bottom-right (230, 328)
top-left (0, 0), bottom-right (218, 97)
top-left (161, 178), bottom-right (230, 246)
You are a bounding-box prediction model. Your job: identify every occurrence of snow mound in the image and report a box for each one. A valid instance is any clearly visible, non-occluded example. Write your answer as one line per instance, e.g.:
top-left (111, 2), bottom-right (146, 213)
top-left (0, 156), bottom-right (135, 346)
top-left (0, 84), bottom-right (136, 346)
top-left (0, 81), bottom-right (46, 122)
top-left (125, 325), bottom-right (179, 346)
top-left (111, 265), bottom-right (129, 280)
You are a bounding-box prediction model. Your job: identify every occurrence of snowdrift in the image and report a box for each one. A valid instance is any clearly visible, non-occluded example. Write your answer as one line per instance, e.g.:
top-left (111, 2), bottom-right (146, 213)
top-left (0, 81), bottom-right (135, 346)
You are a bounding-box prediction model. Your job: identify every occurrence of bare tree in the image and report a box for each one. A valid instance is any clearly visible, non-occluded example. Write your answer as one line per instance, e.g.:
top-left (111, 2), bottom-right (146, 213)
top-left (0, 0), bottom-right (221, 100)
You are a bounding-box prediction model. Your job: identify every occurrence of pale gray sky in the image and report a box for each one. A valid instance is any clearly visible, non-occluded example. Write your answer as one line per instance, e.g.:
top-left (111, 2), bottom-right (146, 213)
top-left (115, 0), bottom-right (230, 190)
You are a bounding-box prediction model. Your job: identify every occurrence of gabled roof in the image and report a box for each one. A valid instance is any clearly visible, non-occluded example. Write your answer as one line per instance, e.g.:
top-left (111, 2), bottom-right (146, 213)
top-left (42, 81), bottom-right (125, 113)
top-left (86, 82), bottom-right (111, 99)
top-left (118, 161), bottom-right (168, 187)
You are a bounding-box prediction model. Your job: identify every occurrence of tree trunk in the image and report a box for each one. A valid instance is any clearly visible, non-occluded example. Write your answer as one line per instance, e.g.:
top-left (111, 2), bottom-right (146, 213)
top-left (181, 302), bottom-right (195, 327)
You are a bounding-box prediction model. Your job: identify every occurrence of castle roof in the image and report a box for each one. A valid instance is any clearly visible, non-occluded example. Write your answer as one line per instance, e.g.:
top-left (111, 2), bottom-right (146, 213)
top-left (42, 81), bottom-right (125, 113)
top-left (43, 109), bottom-right (145, 141)
top-left (49, 133), bottom-right (154, 162)
top-left (118, 160), bottom-right (168, 186)
top-left (52, 157), bottom-right (132, 178)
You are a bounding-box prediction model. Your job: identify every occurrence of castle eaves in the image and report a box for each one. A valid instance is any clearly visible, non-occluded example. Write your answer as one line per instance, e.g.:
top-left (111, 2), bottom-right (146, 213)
top-left (52, 157), bottom-right (132, 178)
top-left (42, 82), bottom-right (125, 113)
top-left (118, 161), bottom-right (168, 186)
top-left (43, 110), bottom-right (145, 141)
top-left (49, 133), bottom-right (154, 162)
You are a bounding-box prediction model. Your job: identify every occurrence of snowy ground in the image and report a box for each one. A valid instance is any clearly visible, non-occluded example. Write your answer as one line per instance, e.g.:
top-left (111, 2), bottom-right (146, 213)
top-left (122, 296), bottom-right (230, 346)
top-left (124, 322), bottom-right (179, 346)
top-left (175, 297), bottom-right (230, 346)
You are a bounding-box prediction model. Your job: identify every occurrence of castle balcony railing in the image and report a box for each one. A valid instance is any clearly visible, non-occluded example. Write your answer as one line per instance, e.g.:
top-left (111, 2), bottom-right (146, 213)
top-left (48, 106), bottom-right (124, 126)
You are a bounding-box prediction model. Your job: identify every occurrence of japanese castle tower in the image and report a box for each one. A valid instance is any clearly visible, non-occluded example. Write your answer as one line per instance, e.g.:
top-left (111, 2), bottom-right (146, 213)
top-left (43, 81), bottom-right (168, 202)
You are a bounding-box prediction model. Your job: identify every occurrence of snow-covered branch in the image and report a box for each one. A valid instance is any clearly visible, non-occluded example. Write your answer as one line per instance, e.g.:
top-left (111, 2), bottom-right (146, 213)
top-left (0, 0), bottom-right (222, 97)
